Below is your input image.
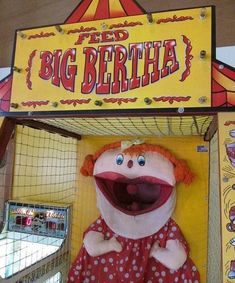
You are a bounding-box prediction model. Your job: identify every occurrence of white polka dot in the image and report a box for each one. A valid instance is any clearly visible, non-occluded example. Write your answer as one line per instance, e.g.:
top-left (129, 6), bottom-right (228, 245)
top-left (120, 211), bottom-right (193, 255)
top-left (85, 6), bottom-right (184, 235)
top-left (172, 226), bottom-right (177, 231)
top-left (88, 264), bottom-right (92, 269)
top-left (101, 258), bottom-right (106, 264)
top-left (87, 271), bottom-right (91, 276)
top-left (147, 244), bottom-right (151, 249)
top-left (91, 275), bottom-right (96, 281)
top-left (192, 266), bottom-right (197, 272)
top-left (103, 267), bottom-right (108, 272)
top-left (155, 272), bottom-right (160, 277)
top-left (181, 273), bottom-right (185, 279)
top-left (134, 243), bottom-right (138, 247)
top-left (109, 274), bottom-right (114, 280)
top-left (76, 265), bottom-right (81, 270)
top-left (152, 266), bottom-right (157, 272)
top-left (98, 227), bottom-right (102, 232)
top-left (194, 281), bottom-right (199, 283)
top-left (159, 233), bottom-right (164, 239)
top-left (174, 277), bottom-right (179, 282)
top-left (169, 232), bottom-right (174, 237)
top-left (161, 271), bottom-right (166, 277)
top-left (147, 281), bottom-right (153, 283)
top-left (69, 277), bottom-right (74, 282)
top-left (120, 259), bottom-right (124, 264)
top-left (74, 271), bottom-right (78, 276)
top-left (124, 273), bottom-right (129, 278)
top-left (132, 259), bottom-right (136, 265)
top-left (119, 267), bottom-right (123, 272)
top-left (184, 279), bottom-right (188, 283)
top-left (170, 269), bottom-right (175, 274)
top-left (109, 258), bottom-right (113, 263)
top-left (136, 272), bottom-right (140, 278)
top-left (94, 260), bottom-right (98, 265)
top-left (133, 265), bottom-right (138, 271)
top-left (159, 278), bottom-right (163, 283)
top-left (97, 219), bottom-right (101, 224)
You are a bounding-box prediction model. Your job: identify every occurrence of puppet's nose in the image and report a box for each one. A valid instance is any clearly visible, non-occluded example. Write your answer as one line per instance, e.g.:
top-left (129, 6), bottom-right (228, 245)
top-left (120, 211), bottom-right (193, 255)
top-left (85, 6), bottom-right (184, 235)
top-left (127, 160), bottom-right (133, 168)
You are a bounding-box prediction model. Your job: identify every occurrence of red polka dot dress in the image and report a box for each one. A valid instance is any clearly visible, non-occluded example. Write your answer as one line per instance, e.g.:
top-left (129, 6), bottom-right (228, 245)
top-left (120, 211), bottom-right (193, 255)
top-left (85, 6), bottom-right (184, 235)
top-left (67, 217), bottom-right (200, 283)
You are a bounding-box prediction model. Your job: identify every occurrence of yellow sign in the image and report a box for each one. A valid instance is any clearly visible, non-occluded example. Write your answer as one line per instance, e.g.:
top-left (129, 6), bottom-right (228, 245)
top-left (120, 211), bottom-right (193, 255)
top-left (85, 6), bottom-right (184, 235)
top-left (218, 112), bottom-right (235, 282)
top-left (11, 7), bottom-right (213, 112)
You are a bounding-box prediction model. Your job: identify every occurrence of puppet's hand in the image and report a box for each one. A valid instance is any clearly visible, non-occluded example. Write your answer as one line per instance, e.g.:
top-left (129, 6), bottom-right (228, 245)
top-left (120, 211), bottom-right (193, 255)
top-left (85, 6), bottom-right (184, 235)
top-left (109, 236), bottom-right (122, 253)
top-left (84, 231), bottom-right (122, 257)
top-left (150, 239), bottom-right (187, 270)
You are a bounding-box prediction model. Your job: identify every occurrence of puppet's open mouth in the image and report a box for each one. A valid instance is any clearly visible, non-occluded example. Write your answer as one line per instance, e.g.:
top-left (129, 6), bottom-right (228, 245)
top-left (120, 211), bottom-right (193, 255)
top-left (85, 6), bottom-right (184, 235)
top-left (95, 172), bottom-right (173, 215)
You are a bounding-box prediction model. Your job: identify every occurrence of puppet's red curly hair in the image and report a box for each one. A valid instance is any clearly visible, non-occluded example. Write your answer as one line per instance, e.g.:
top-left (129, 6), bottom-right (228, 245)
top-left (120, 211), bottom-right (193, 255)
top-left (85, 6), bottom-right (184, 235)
top-left (80, 141), bottom-right (194, 185)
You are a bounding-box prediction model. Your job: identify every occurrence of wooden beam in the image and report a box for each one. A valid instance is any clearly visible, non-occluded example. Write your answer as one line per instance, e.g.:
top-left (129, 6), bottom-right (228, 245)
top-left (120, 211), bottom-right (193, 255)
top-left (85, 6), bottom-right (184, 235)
top-left (204, 115), bottom-right (218, 141)
top-left (0, 117), bottom-right (16, 161)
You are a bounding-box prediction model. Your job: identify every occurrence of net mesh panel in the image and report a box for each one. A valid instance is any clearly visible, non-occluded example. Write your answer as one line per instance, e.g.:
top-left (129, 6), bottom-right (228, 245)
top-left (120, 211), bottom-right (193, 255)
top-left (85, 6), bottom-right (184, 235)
top-left (37, 115), bottom-right (214, 137)
top-left (13, 125), bottom-right (77, 202)
top-left (0, 125), bottom-right (77, 283)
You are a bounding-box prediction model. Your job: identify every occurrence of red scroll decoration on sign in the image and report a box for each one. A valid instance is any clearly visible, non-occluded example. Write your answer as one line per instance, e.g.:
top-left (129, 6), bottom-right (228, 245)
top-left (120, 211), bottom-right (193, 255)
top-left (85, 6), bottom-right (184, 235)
top-left (153, 96), bottom-right (191, 104)
top-left (21, 100), bottom-right (49, 108)
top-left (60, 99), bottom-right (91, 106)
top-left (28, 32), bottom-right (55, 40)
top-left (156, 15), bottom-right (193, 25)
top-left (103, 97), bottom-right (137, 105)
top-left (25, 50), bottom-right (37, 90)
top-left (109, 21), bottom-right (143, 29)
top-left (67, 26), bottom-right (97, 34)
top-left (180, 35), bottom-right (193, 82)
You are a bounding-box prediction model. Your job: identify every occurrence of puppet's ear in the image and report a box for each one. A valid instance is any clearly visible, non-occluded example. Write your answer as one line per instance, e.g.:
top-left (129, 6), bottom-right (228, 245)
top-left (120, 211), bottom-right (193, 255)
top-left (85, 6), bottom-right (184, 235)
top-left (174, 160), bottom-right (194, 185)
top-left (80, 154), bottom-right (95, 176)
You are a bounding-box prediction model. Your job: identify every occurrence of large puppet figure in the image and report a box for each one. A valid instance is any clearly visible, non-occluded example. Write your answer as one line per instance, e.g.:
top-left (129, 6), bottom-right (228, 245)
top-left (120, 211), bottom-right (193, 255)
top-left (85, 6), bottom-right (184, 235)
top-left (67, 140), bottom-right (200, 283)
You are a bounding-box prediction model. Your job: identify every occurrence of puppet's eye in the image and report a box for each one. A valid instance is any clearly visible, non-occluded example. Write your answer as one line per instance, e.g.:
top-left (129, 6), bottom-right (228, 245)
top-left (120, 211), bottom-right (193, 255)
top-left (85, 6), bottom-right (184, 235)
top-left (116, 154), bottom-right (124, 165)
top-left (137, 155), bottom-right (145, 166)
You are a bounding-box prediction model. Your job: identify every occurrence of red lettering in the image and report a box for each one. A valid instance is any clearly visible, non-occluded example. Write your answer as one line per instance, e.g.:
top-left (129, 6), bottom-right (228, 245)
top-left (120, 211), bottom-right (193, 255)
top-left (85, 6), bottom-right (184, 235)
top-left (82, 47), bottom-right (97, 94)
top-left (39, 49), bottom-right (77, 92)
top-left (39, 51), bottom-right (53, 80)
top-left (113, 30), bottom-right (129, 42)
top-left (60, 48), bottom-right (77, 92)
top-left (129, 43), bottom-right (142, 90)
top-left (142, 41), bottom-right (161, 86)
top-left (112, 45), bottom-right (128, 94)
top-left (88, 32), bottom-right (101, 44)
top-left (75, 30), bottom-right (129, 45)
top-left (74, 33), bottom-right (90, 45)
top-left (101, 31), bottom-right (114, 43)
top-left (96, 45), bottom-right (112, 94)
top-left (161, 39), bottom-right (179, 78)
top-left (52, 49), bottom-right (62, 87)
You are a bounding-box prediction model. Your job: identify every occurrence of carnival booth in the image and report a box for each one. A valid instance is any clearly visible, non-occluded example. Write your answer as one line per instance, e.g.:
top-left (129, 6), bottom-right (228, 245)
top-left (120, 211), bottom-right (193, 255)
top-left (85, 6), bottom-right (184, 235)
top-left (0, 1), bottom-right (235, 282)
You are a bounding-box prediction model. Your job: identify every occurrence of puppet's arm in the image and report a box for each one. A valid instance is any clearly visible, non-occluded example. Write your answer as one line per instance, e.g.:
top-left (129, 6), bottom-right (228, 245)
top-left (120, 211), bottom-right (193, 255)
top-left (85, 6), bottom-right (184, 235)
top-left (83, 231), bottom-right (122, 257)
top-left (150, 239), bottom-right (187, 270)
